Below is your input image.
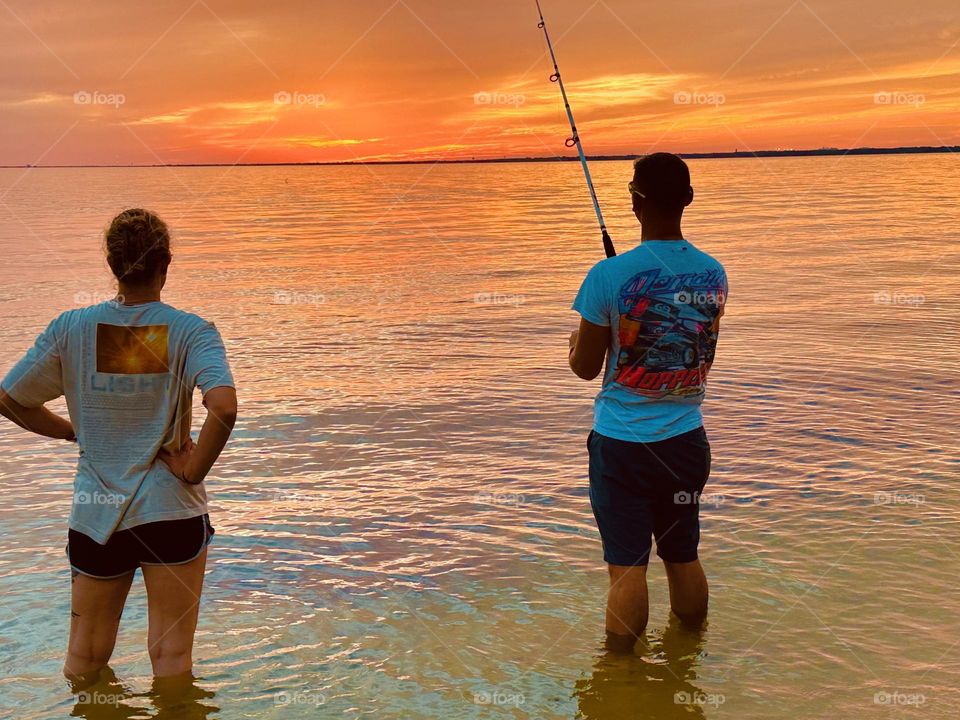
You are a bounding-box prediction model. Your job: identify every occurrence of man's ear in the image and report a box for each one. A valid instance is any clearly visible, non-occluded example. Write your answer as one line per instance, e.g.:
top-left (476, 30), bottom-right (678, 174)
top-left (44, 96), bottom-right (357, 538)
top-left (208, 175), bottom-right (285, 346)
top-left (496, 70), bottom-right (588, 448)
top-left (685, 186), bottom-right (695, 208)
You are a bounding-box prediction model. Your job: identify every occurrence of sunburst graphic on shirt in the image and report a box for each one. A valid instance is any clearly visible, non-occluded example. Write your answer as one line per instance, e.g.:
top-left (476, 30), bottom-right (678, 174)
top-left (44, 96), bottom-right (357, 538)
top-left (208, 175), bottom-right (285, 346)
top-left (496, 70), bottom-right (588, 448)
top-left (96, 324), bottom-right (169, 374)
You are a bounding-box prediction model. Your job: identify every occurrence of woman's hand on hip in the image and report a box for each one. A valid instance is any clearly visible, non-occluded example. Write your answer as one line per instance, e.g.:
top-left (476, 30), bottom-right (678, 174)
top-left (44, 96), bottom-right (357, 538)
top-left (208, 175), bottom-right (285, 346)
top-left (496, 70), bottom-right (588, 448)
top-left (157, 439), bottom-right (199, 484)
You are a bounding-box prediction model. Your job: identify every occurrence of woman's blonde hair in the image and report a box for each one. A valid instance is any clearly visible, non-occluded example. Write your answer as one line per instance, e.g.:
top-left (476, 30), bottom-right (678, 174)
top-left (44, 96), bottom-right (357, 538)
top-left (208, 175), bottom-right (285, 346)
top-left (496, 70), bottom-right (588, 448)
top-left (105, 208), bottom-right (172, 284)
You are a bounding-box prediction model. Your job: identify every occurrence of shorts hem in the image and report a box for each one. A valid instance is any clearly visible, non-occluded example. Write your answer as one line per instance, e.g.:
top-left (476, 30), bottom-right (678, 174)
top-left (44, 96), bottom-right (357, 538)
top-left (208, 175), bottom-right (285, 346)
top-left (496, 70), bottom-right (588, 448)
top-left (604, 557), bottom-right (651, 567)
top-left (656, 550), bottom-right (700, 564)
top-left (602, 549), bottom-right (653, 567)
top-left (138, 532), bottom-right (213, 567)
top-left (69, 565), bottom-right (137, 581)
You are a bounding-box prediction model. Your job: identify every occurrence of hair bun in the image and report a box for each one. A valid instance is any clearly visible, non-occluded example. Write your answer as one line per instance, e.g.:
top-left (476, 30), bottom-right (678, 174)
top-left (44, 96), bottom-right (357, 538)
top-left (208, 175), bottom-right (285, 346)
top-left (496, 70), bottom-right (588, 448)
top-left (105, 209), bottom-right (172, 284)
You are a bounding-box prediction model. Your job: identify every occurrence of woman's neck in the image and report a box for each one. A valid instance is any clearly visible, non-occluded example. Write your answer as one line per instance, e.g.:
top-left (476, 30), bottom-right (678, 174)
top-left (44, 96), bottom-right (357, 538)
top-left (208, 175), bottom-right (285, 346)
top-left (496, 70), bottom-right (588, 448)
top-left (117, 281), bottom-right (162, 306)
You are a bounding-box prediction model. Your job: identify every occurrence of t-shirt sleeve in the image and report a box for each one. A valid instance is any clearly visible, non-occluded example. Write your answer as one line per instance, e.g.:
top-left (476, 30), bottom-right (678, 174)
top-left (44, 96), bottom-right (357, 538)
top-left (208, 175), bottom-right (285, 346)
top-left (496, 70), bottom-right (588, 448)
top-left (718, 267), bottom-right (730, 318)
top-left (572, 261), bottom-right (612, 327)
top-left (185, 322), bottom-right (235, 395)
top-left (1, 317), bottom-right (65, 407)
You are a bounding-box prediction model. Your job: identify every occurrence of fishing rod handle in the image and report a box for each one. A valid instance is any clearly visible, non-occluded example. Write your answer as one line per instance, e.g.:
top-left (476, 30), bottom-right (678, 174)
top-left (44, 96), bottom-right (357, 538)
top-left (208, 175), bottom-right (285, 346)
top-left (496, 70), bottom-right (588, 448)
top-left (602, 229), bottom-right (617, 258)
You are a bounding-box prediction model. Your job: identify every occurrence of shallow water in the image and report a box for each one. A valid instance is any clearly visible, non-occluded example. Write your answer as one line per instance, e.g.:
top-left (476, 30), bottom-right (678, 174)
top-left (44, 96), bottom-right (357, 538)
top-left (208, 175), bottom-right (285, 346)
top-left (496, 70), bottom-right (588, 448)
top-left (0, 155), bottom-right (958, 718)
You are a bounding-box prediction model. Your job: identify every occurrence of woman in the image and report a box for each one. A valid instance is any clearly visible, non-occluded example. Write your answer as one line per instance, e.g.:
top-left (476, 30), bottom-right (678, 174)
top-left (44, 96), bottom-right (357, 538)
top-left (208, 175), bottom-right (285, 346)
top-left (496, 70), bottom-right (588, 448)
top-left (0, 208), bottom-right (237, 682)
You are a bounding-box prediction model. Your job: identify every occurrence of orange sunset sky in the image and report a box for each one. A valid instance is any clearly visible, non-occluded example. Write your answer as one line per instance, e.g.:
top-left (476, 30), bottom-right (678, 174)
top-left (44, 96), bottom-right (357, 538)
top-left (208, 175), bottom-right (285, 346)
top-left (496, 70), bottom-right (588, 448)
top-left (1, 0), bottom-right (958, 165)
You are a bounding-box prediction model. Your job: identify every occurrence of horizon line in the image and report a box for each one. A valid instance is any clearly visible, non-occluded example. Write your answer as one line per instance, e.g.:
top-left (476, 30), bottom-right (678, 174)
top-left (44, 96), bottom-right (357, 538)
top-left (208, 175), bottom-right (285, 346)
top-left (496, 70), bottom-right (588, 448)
top-left (2, 144), bottom-right (956, 169)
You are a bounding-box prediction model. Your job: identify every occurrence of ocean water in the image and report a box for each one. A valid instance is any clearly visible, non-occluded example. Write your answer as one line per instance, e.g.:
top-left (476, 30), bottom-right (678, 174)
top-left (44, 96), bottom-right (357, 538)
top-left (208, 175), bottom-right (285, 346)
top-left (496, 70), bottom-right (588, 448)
top-left (0, 155), bottom-right (958, 719)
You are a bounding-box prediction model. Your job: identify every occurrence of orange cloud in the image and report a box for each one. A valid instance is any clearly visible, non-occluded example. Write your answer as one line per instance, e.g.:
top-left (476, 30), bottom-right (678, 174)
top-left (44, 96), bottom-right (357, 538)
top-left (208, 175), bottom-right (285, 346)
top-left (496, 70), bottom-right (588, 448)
top-left (0, 0), bottom-right (956, 164)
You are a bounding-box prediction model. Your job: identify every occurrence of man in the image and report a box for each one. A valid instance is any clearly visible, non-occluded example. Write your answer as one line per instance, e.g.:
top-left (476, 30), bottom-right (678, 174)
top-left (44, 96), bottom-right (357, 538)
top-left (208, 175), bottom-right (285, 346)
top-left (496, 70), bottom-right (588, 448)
top-left (568, 153), bottom-right (727, 650)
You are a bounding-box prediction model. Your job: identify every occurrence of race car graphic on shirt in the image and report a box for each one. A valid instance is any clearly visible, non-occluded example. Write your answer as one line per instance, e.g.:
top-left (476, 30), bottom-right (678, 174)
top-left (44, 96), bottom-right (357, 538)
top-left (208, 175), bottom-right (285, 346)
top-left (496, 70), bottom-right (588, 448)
top-left (615, 267), bottom-right (726, 399)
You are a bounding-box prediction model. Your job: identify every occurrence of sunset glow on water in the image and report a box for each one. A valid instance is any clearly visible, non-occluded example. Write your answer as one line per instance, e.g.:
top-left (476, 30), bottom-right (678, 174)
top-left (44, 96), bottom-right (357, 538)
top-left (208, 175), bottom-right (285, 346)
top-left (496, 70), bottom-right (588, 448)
top-left (0, 155), bottom-right (958, 717)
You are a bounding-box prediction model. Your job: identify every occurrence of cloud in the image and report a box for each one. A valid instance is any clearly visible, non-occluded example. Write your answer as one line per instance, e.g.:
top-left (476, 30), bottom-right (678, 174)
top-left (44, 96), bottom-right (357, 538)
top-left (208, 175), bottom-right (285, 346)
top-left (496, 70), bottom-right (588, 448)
top-left (1, 0), bottom-right (958, 163)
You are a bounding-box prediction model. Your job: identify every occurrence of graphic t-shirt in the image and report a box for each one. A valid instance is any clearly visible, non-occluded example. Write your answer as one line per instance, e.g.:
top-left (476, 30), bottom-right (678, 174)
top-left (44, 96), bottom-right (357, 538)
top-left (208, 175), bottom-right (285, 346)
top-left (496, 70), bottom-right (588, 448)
top-left (1, 301), bottom-right (234, 543)
top-left (573, 240), bottom-right (727, 443)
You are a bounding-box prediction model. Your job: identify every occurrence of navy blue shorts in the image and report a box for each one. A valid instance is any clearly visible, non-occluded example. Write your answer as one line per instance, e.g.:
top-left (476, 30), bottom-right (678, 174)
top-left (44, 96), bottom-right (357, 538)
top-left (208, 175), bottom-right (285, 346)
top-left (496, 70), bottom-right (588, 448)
top-left (588, 427), bottom-right (711, 566)
top-left (67, 514), bottom-right (215, 579)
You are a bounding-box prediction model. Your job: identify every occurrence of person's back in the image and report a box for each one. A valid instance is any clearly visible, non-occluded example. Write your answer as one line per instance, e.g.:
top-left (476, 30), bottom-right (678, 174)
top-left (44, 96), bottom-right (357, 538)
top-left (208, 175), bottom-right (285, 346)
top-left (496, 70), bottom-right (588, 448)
top-left (574, 239), bottom-right (726, 442)
top-left (568, 153), bottom-right (727, 652)
top-left (11, 299), bottom-right (233, 542)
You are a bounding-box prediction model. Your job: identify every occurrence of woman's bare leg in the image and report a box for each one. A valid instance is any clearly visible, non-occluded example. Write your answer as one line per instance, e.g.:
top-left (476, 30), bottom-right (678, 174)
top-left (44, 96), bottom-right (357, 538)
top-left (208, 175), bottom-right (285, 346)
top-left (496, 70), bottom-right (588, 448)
top-left (142, 549), bottom-right (207, 677)
top-left (65, 571), bottom-right (134, 681)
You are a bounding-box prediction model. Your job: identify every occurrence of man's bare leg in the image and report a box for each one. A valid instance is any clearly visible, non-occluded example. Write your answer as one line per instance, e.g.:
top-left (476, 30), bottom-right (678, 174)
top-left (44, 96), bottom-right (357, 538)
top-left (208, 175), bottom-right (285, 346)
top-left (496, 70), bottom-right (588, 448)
top-left (605, 564), bottom-right (648, 652)
top-left (663, 559), bottom-right (708, 627)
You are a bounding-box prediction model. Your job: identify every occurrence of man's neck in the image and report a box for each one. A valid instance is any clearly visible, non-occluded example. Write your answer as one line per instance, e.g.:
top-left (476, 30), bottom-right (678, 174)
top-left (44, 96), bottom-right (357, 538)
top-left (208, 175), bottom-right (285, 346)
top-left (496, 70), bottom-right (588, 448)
top-left (640, 223), bottom-right (684, 242)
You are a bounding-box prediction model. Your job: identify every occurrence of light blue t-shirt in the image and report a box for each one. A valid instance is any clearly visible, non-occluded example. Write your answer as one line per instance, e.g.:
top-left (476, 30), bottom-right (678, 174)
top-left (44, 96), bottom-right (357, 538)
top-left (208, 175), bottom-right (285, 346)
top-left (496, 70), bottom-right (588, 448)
top-left (1, 300), bottom-right (234, 543)
top-left (573, 239), bottom-right (727, 443)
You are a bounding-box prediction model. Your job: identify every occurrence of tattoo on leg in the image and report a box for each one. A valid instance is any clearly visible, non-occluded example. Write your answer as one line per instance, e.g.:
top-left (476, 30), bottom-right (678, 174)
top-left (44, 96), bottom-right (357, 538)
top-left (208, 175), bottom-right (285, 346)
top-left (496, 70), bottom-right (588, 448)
top-left (71, 571), bottom-right (81, 618)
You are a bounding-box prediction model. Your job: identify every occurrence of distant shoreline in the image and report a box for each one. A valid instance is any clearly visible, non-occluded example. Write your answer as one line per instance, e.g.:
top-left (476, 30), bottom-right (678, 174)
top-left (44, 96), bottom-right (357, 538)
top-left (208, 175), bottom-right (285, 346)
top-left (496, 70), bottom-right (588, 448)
top-left (3, 145), bottom-right (956, 169)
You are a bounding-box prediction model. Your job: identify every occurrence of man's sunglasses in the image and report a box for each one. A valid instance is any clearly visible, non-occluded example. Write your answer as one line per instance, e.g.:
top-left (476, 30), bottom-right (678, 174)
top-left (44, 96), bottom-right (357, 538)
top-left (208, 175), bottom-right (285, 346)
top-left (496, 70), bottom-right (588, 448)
top-left (627, 181), bottom-right (646, 198)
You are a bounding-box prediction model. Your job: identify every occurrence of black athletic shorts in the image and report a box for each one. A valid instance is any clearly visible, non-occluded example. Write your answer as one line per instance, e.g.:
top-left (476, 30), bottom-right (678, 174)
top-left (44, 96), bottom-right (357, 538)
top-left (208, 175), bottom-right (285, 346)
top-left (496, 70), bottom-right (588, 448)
top-left (67, 514), bottom-right (215, 579)
top-left (588, 427), bottom-right (711, 566)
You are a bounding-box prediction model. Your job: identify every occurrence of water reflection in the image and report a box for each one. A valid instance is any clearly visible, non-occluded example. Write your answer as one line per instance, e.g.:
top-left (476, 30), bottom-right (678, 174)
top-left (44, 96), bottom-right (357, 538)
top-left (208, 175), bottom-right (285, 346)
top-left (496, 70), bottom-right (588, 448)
top-left (151, 674), bottom-right (218, 720)
top-left (576, 618), bottom-right (712, 719)
top-left (1, 158), bottom-right (958, 717)
top-left (69, 668), bottom-right (218, 719)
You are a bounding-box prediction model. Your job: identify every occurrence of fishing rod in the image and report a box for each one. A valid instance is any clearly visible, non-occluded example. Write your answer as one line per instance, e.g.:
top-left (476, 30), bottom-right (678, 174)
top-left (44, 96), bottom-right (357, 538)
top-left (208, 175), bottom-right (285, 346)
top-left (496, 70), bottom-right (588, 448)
top-left (535, 0), bottom-right (616, 258)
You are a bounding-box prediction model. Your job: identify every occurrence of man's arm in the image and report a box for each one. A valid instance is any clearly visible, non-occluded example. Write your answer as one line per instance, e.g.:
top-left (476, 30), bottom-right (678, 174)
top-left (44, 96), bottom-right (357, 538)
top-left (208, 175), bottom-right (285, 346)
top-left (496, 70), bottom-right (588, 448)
top-left (569, 318), bottom-right (611, 381)
top-left (158, 386), bottom-right (237, 485)
top-left (0, 389), bottom-right (75, 441)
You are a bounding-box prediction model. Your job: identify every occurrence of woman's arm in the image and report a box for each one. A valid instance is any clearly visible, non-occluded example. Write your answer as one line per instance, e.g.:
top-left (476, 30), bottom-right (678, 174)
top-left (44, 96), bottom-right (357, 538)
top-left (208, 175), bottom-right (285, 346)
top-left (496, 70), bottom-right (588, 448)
top-left (158, 386), bottom-right (237, 485)
top-left (0, 389), bottom-right (75, 441)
